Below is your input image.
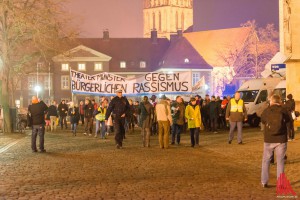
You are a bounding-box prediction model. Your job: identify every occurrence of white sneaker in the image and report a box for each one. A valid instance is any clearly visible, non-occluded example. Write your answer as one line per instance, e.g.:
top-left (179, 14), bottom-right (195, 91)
top-left (89, 134), bottom-right (92, 136)
top-left (83, 133), bottom-right (87, 136)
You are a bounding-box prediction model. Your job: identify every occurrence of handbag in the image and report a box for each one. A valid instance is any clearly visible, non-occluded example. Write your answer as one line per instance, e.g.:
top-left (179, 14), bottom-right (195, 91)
top-left (291, 111), bottom-right (296, 120)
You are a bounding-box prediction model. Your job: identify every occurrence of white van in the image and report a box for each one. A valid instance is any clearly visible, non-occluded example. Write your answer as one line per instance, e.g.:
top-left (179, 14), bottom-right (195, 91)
top-left (237, 77), bottom-right (285, 127)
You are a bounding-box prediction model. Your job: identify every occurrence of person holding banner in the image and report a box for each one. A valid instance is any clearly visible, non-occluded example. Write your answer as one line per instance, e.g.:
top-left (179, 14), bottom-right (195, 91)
top-left (105, 88), bottom-right (130, 149)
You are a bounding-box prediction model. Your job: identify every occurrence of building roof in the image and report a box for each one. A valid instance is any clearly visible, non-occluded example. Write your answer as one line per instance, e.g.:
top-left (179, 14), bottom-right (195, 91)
top-left (184, 27), bottom-right (252, 67)
top-left (160, 37), bottom-right (212, 70)
top-left (76, 38), bottom-right (170, 72)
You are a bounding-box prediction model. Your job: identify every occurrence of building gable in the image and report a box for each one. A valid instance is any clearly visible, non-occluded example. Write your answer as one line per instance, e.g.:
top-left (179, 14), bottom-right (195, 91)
top-left (52, 45), bottom-right (112, 62)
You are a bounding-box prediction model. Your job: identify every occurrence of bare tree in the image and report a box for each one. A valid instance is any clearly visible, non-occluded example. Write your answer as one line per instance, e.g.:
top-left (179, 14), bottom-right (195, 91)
top-left (0, 0), bottom-right (78, 132)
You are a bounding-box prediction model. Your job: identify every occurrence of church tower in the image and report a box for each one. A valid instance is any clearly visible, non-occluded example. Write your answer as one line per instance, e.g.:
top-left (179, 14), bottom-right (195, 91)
top-left (143, 0), bottom-right (193, 39)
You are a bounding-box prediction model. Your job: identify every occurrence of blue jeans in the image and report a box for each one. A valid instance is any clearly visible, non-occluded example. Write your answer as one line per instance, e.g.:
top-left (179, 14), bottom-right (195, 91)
top-left (261, 142), bottom-right (287, 184)
top-left (71, 123), bottom-right (77, 134)
top-left (228, 121), bottom-right (243, 143)
top-left (172, 124), bottom-right (182, 144)
top-left (95, 120), bottom-right (106, 138)
top-left (31, 125), bottom-right (45, 151)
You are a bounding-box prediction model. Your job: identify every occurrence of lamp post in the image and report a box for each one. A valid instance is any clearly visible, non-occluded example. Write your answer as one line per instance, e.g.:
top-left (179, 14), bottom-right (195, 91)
top-left (36, 62), bottom-right (42, 98)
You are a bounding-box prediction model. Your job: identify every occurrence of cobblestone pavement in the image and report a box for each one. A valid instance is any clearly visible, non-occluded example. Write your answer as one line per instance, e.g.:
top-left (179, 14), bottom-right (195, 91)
top-left (0, 126), bottom-right (299, 200)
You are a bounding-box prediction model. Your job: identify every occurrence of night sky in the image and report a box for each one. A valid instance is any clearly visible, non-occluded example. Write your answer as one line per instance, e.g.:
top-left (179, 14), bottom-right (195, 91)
top-left (66, 0), bottom-right (279, 38)
top-left (65, 0), bottom-right (143, 38)
top-left (194, 0), bottom-right (279, 31)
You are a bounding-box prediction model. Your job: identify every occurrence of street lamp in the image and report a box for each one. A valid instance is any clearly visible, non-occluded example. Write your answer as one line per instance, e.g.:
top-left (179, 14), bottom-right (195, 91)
top-left (34, 85), bottom-right (41, 98)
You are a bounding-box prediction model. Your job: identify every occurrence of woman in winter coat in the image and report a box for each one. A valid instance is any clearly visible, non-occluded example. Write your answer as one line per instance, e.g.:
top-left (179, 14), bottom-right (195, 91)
top-left (139, 96), bottom-right (154, 147)
top-left (68, 102), bottom-right (80, 136)
top-left (185, 97), bottom-right (202, 147)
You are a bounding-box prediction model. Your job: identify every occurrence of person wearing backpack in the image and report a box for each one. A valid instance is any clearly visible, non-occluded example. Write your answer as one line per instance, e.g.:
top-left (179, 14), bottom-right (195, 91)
top-left (139, 96), bottom-right (153, 147)
top-left (260, 94), bottom-right (290, 188)
top-left (94, 99), bottom-right (108, 139)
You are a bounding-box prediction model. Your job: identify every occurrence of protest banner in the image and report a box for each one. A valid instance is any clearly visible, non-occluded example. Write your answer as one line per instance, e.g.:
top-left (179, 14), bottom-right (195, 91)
top-left (70, 69), bottom-right (193, 96)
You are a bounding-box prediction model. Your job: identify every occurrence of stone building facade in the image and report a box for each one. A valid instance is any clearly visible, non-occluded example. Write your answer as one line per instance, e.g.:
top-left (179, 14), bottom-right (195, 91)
top-left (143, 0), bottom-right (193, 38)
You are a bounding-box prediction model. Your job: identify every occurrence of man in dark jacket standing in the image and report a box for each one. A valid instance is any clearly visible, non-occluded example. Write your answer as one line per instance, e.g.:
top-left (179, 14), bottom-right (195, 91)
top-left (28, 96), bottom-right (48, 153)
top-left (260, 94), bottom-right (290, 188)
top-left (285, 94), bottom-right (296, 141)
top-left (208, 96), bottom-right (220, 133)
top-left (226, 91), bottom-right (247, 144)
top-left (58, 100), bottom-right (68, 129)
top-left (83, 99), bottom-right (94, 136)
top-left (105, 88), bottom-right (130, 149)
top-left (171, 96), bottom-right (185, 145)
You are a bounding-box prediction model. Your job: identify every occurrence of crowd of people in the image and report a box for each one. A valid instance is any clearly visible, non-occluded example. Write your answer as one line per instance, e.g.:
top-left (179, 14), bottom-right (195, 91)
top-left (28, 90), bottom-right (247, 151)
top-left (27, 89), bottom-right (296, 188)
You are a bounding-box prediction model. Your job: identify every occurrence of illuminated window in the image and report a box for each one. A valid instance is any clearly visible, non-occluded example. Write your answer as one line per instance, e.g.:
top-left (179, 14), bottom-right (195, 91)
top-left (184, 58), bottom-right (190, 63)
top-left (94, 63), bottom-right (103, 71)
top-left (78, 63), bottom-right (86, 71)
top-left (120, 61), bottom-right (126, 68)
top-left (61, 63), bottom-right (69, 71)
top-left (140, 61), bottom-right (146, 68)
top-left (61, 76), bottom-right (70, 90)
top-left (192, 72), bottom-right (200, 86)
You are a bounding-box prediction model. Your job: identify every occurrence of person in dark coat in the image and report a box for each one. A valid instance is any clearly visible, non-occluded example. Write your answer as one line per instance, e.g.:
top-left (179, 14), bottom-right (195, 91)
top-left (47, 101), bottom-right (58, 132)
top-left (68, 102), bottom-right (80, 136)
top-left (139, 96), bottom-right (154, 147)
top-left (58, 100), bottom-right (68, 129)
top-left (284, 94), bottom-right (296, 141)
top-left (83, 99), bottom-right (94, 136)
top-left (28, 96), bottom-right (48, 153)
top-left (208, 96), bottom-right (220, 133)
top-left (201, 100), bottom-right (210, 131)
top-left (105, 88), bottom-right (130, 149)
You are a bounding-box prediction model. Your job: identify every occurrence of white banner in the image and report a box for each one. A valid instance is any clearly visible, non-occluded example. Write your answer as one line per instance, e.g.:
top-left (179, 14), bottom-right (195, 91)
top-left (70, 69), bottom-right (193, 96)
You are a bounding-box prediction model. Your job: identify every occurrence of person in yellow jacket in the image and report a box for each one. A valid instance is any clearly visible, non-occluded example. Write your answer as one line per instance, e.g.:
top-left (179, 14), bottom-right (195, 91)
top-left (185, 97), bottom-right (202, 147)
top-left (94, 99), bottom-right (108, 139)
top-left (226, 91), bottom-right (247, 144)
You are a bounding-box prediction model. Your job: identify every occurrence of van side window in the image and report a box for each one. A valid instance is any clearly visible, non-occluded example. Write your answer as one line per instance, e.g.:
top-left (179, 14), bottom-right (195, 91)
top-left (256, 90), bottom-right (268, 104)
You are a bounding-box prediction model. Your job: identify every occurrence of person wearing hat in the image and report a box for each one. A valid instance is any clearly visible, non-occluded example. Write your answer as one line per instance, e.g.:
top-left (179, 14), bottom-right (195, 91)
top-left (284, 93), bottom-right (296, 141)
top-left (185, 97), bottom-right (202, 147)
top-left (105, 87), bottom-right (130, 149)
top-left (155, 95), bottom-right (172, 149)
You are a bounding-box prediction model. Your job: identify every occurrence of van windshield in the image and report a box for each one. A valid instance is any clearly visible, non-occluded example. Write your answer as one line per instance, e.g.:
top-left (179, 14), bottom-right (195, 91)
top-left (239, 90), bottom-right (259, 102)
